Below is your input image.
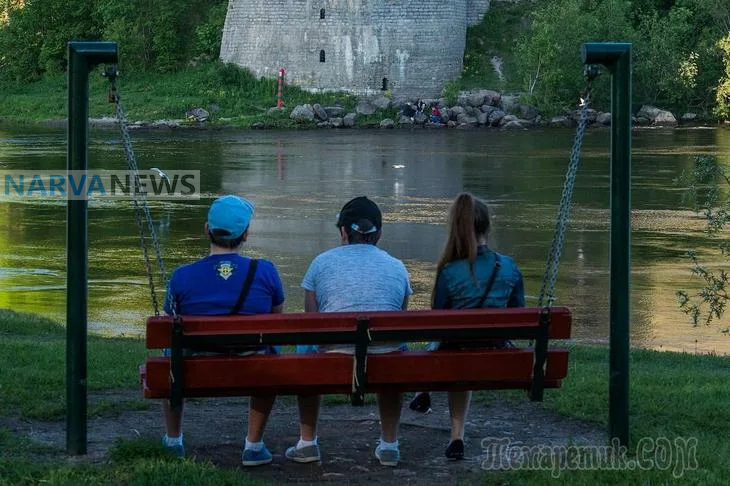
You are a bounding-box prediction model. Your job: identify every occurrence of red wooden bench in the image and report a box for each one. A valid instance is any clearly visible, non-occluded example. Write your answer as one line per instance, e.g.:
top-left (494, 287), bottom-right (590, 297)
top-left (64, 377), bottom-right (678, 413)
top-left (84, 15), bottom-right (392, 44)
top-left (140, 307), bottom-right (571, 409)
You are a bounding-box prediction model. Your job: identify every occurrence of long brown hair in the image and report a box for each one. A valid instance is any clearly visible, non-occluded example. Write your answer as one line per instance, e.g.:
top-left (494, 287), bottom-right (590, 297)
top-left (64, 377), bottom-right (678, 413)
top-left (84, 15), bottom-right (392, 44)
top-left (432, 193), bottom-right (491, 304)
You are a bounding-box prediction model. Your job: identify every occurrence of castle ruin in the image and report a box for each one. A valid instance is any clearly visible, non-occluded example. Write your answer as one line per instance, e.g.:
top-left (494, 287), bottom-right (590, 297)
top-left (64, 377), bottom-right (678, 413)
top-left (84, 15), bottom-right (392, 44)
top-left (220, 0), bottom-right (491, 99)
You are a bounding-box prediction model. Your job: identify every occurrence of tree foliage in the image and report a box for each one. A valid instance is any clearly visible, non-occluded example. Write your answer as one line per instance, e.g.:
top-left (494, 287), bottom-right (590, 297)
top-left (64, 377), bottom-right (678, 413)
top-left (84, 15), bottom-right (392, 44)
top-left (516, 0), bottom-right (730, 118)
top-left (676, 155), bottom-right (730, 327)
top-left (0, 0), bottom-right (228, 85)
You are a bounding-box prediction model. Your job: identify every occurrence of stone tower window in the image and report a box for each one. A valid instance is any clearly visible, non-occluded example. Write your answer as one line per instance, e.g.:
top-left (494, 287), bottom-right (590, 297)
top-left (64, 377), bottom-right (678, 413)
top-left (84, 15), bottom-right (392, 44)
top-left (320, 8), bottom-right (325, 19)
top-left (382, 78), bottom-right (389, 91)
top-left (320, 50), bottom-right (326, 62)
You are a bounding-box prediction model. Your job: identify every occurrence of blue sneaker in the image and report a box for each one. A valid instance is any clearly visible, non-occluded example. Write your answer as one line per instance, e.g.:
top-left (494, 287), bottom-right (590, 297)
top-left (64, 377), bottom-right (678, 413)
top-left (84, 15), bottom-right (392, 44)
top-left (242, 446), bottom-right (273, 466)
top-left (285, 444), bottom-right (321, 463)
top-left (161, 437), bottom-right (185, 458)
top-left (375, 444), bottom-right (400, 466)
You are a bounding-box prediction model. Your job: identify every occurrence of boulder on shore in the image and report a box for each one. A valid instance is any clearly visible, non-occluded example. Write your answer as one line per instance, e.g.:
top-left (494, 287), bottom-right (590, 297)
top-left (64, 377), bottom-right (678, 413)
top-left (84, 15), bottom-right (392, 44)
top-left (380, 118), bottom-right (395, 129)
top-left (637, 105), bottom-right (677, 126)
top-left (312, 104), bottom-right (329, 121)
top-left (519, 104), bottom-right (539, 121)
top-left (503, 120), bottom-right (524, 130)
top-left (654, 110), bottom-right (678, 126)
top-left (290, 104), bottom-right (315, 122)
top-left (413, 112), bottom-right (428, 125)
top-left (549, 116), bottom-right (573, 128)
top-left (343, 113), bottom-right (357, 127)
top-left (500, 95), bottom-right (519, 114)
top-left (372, 96), bottom-right (391, 110)
top-left (324, 106), bottom-right (345, 117)
top-left (596, 112), bottom-right (612, 125)
top-left (185, 107), bottom-right (209, 122)
top-left (356, 101), bottom-right (377, 115)
top-left (488, 109), bottom-right (506, 127)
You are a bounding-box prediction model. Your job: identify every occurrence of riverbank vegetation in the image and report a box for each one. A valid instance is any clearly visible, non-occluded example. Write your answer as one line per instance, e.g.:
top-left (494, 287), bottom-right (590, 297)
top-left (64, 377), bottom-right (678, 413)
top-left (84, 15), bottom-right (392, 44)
top-left (0, 0), bottom-right (354, 125)
top-left (1, 309), bottom-right (730, 484)
top-left (2, 1), bottom-right (730, 124)
top-left (448, 0), bottom-right (730, 119)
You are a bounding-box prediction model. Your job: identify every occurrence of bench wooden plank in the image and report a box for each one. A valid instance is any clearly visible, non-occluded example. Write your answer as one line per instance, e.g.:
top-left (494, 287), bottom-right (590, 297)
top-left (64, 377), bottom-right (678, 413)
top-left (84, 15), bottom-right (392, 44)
top-left (142, 349), bottom-right (569, 398)
top-left (146, 307), bottom-right (571, 348)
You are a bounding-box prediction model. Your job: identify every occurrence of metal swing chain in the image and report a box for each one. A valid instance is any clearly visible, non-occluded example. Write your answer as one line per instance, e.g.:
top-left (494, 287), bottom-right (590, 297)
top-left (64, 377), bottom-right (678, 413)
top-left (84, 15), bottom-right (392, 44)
top-left (105, 67), bottom-right (169, 316)
top-left (537, 65), bottom-right (600, 309)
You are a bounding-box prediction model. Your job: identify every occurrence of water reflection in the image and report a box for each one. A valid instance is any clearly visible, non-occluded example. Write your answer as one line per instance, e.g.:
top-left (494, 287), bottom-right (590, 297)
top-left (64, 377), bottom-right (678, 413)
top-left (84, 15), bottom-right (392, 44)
top-left (0, 126), bottom-right (729, 354)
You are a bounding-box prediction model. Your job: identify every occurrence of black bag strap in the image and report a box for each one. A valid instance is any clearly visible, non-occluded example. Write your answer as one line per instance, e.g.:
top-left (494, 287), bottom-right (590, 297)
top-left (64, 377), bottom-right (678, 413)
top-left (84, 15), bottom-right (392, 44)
top-left (230, 259), bottom-right (259, 315)
top-left (476, 253), bottom-right (501, 308)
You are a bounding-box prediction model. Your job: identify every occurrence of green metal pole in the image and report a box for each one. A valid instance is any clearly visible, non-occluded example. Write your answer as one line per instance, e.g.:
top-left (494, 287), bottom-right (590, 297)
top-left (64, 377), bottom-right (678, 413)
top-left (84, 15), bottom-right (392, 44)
top-left (582, 42), bottom-right (632, 447)
top-left (66, 41), bottom-right (118, 456)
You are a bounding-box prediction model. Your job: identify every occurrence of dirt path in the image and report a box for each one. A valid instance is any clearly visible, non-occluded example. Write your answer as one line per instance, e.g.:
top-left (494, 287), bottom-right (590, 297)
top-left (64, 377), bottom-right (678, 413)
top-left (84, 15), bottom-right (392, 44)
top-left (6, 390), bottom-right (605, 485)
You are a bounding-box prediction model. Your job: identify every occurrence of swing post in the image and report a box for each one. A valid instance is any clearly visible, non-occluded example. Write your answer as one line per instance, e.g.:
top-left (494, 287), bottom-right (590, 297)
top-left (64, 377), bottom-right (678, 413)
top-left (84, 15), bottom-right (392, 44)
top-left (66, 41), bottom-right (118, 456)
top-left (582, 42), bottom-right (632, 447)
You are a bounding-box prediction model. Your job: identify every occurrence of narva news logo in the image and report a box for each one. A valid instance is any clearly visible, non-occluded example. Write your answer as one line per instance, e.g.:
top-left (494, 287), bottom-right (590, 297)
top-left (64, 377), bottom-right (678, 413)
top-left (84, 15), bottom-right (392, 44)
top-left (2, 170), bottom-right (200, 200)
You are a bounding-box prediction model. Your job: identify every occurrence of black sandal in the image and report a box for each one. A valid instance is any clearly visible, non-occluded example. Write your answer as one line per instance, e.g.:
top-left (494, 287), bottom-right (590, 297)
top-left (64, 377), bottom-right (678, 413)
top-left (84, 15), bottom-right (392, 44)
top-left (408, 392), bottom-right (431, 413)
top-left (445, 439), bottom-right (464, 460)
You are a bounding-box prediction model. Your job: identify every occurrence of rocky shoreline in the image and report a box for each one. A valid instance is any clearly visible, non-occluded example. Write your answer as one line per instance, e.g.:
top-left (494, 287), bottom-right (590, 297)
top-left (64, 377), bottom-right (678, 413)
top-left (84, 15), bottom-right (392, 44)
top-left (282, 90), bottom-right (700, 131)
top-left (15, 90), bottom-right (714, 131)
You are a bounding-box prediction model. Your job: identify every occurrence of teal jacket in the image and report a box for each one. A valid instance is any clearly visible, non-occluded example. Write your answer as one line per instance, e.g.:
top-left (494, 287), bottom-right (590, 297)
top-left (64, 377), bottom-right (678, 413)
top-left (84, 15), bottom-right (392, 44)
top-left (432, 246), bottom-right (525, 310)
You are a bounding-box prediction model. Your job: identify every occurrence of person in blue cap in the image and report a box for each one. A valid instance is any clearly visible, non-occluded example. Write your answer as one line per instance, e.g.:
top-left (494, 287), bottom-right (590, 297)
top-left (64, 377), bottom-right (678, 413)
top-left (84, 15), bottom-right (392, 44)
top-left (160, 195), bottom-right (285, 466)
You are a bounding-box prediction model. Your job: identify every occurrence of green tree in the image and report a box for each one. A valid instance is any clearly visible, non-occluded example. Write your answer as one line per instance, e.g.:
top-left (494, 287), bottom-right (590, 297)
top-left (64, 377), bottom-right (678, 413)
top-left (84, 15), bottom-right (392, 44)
top-left (715, 34), bottom-right (730, 120)
top-left (515, 0), bottom-right (636, 114)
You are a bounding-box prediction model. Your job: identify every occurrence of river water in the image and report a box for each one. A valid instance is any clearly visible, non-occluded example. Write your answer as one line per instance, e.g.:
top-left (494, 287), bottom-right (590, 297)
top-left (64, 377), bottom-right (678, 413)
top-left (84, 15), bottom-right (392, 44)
top-left (1, 125), bottom-right (729, 353)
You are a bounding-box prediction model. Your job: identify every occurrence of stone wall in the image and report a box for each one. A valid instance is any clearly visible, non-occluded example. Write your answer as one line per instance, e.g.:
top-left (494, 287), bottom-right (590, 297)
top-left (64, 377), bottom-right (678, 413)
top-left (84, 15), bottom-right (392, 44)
top-left (220, 0), bottom-right (491, 99)
top-left (467, 0), bottom-right (491, 26)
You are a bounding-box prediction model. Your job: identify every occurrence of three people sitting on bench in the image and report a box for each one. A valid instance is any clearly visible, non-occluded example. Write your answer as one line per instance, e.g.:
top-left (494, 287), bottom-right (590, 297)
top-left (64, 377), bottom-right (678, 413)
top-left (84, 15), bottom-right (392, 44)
top-left (160, 192), bottom-right (523, 466)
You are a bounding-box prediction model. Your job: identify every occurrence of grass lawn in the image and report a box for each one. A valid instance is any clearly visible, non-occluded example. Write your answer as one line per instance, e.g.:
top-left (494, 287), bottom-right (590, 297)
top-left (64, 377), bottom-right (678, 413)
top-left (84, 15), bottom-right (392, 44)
top-left (0, 61), bottom-right (357, 127)
top-left (2, 309), bottom-right (729, 484)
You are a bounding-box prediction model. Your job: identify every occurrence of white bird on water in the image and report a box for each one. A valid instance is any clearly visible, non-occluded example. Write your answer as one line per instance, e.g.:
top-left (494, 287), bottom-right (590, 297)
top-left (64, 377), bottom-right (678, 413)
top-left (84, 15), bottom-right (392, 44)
top-left (150, 167), bottom-right (169, 180)
top-left (392, 164), bottom-right (406, 169)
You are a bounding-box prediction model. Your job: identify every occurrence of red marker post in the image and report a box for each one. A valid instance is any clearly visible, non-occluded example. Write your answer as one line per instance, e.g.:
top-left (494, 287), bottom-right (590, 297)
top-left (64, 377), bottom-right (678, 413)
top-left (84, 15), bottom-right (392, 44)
top-left (277, 68), bottom-right (286, 108)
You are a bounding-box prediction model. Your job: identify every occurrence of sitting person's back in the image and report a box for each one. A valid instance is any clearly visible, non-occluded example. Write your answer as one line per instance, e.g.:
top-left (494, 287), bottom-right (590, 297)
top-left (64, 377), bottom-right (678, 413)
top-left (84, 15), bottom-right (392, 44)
top-left (161, 195), bottom-right (284, 467)
top-left (303, 242), bottom-right (410, 353)
top-left (411, 192), bottom-right (525, 461)
top-left (287, 196), bottom-right (412, 467)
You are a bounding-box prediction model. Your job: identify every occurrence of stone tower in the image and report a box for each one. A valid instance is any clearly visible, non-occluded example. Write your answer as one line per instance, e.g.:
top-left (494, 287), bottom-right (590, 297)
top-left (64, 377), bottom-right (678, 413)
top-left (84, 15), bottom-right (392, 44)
top-left (220, 0), bottom-right (490, 99)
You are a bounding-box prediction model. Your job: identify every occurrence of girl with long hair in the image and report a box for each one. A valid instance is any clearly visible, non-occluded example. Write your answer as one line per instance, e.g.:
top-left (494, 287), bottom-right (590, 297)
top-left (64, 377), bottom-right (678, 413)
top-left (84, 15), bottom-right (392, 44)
top-left (410, 192), bottom-right (525, 460)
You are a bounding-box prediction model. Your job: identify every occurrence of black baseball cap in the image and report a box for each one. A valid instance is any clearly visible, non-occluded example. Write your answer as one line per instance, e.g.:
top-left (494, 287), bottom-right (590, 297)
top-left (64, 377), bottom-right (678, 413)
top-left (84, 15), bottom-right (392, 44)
top-left (336, 196), bottom-right (382, 234)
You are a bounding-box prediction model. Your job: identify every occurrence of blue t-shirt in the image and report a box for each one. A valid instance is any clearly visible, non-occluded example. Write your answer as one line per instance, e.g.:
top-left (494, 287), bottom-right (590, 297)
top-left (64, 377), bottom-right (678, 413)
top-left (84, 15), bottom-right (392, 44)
top-left (302, 244), bottom-right (412, 313)
top-left (164, 254), bottom-right (284, 316)
top-left (300, 243), bottom-right (412, 353)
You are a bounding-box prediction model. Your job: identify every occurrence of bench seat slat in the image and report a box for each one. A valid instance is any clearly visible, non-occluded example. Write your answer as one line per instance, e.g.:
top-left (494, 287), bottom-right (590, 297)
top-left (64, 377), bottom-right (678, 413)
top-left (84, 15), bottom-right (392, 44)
top-left (146, 307), bottom-right (571, 349)
top-left (142, 349), bottom-right (569, 398)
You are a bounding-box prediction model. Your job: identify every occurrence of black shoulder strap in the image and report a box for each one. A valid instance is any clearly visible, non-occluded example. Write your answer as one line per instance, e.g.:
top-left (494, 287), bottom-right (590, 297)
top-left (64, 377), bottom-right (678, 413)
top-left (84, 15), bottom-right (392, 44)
top-left (230, 259), bottom-right (258, 315)
top-left (476, 253), bottom-right (501, 308)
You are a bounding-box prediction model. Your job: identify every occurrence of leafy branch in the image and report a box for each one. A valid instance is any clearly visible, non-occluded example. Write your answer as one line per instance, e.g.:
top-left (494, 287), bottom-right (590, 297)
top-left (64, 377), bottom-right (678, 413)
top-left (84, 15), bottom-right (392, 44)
top-left (675, 155), bottom-right (730, 327)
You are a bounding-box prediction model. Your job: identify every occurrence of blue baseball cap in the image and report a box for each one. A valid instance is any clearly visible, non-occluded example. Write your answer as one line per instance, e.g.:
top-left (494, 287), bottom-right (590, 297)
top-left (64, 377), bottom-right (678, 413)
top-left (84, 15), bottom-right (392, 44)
top-left (207, 195), bottom-right (254, 240)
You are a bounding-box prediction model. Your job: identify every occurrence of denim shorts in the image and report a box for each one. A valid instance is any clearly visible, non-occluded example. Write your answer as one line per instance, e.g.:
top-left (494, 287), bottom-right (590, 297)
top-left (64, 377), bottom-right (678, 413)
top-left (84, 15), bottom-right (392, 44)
top-left (162, 345), bottom-right (280, 357)
top-left (295, 343), bottom-right (409, 354)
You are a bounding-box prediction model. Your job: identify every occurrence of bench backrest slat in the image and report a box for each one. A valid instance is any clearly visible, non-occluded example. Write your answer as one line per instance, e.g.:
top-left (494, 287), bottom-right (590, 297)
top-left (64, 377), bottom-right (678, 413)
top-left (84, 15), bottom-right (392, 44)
top-left (146, 307), bottom-right (571, 349)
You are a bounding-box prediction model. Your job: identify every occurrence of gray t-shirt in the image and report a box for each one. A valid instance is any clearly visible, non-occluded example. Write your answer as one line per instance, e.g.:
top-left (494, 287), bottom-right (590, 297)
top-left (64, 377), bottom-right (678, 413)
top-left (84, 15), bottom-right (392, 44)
top-left (301, 243), bottom-right (413, 353)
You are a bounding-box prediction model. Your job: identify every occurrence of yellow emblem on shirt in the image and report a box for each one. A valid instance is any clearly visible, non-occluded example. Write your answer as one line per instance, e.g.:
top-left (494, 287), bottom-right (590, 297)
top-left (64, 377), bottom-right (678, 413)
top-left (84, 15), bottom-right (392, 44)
top-left (216, 261), bottom-right (236, 280)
